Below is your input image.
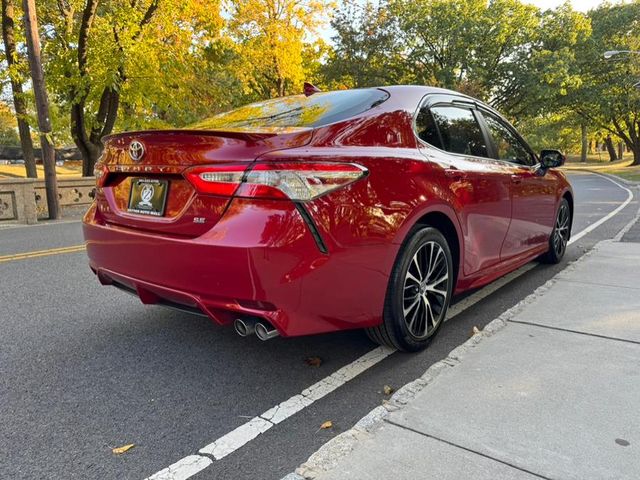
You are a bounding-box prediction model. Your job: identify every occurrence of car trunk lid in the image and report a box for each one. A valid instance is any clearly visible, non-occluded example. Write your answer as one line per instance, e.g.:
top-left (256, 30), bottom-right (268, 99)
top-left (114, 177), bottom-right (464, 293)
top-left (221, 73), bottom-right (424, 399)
top-left (96, 128), bottom-right (312, 237)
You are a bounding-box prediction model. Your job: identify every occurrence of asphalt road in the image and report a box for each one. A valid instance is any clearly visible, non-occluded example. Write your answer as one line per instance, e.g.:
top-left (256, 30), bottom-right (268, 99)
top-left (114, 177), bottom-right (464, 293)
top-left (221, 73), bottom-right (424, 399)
top-left (0, 172), bottom-right (637, 480)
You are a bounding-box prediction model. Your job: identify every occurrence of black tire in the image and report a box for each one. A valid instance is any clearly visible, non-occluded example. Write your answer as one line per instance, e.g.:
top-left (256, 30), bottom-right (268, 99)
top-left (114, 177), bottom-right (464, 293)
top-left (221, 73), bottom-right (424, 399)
top-left (540, 198), bottom-right (571, 264)
top-left (366, 225), bottom-right (454, 352)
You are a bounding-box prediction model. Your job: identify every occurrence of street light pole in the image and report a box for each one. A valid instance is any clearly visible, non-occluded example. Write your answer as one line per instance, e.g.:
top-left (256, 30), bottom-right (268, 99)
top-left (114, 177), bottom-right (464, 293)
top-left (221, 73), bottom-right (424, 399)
top-left (604, 50), bottom-right (640, 90)
top-left (603, 50), bottom-right (640, 59)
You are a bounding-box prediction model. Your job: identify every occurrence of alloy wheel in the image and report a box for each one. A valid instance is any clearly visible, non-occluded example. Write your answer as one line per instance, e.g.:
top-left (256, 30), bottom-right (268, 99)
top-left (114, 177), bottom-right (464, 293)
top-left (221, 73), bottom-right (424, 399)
top-left (402, 241), bottom-right (449, 339)
top-left (552, 203), bottom-right (570, 257)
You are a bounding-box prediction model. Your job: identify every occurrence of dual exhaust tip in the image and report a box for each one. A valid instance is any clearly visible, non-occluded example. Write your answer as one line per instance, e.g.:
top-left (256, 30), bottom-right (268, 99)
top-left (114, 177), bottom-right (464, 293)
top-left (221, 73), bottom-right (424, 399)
top-left (234, 317), bottom-right (279, 341)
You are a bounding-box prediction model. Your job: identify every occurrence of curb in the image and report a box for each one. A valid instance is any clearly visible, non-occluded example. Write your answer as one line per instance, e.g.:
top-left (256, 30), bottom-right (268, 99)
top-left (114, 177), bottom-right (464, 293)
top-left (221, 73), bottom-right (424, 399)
top-left (283, 249), bottom-right (601, 480)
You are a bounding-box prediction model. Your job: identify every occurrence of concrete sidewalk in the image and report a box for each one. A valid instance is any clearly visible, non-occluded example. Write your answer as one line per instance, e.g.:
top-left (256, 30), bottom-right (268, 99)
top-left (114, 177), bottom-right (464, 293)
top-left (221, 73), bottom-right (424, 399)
top-left (290, 241), bottom-right (640, 480)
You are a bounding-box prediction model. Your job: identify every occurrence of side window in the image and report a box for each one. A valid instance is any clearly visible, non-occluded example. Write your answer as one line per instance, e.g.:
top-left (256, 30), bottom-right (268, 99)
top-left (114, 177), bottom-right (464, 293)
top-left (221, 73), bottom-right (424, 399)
top-left (430, 106), bottom-right (488, 157)
top-left (415, 108), bottom-right (443, 149)
top-left (482, 112), bottom-right (534, 166)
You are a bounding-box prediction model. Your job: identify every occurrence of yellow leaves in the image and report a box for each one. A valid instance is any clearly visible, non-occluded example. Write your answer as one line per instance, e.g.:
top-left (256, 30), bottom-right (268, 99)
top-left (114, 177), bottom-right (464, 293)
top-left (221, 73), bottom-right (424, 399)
top-left (383, 385), bottom-right (394, 395)
top-left (319, 421), bottom-right (333, 430)
top-left (112, 443), bottom-right (135, 455)
top-left (304, 356), bottom-right (323, 368)
top-left (227, 0), bottom-right (331, 97)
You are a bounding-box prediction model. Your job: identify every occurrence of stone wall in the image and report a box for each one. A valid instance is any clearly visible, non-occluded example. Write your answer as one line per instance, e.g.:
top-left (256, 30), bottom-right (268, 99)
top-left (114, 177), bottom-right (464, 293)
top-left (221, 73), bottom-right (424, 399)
top-left (0, 146), bottom-right (82, 161)
top-left (0, 177), bottom-right (95, 223)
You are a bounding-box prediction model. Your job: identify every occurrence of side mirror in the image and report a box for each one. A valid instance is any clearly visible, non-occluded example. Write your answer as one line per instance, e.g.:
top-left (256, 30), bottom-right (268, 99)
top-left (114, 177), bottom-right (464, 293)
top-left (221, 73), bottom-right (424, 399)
top-left (540, 149), bottom-right (566, 169)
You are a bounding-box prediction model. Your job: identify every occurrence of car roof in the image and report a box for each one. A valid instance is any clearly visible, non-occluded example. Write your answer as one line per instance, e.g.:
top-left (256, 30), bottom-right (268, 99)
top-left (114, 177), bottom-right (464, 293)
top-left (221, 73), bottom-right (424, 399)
top-left (377, 84), bottom-right (504, 121)
top-left (381, 85), bottom-right (487, 107)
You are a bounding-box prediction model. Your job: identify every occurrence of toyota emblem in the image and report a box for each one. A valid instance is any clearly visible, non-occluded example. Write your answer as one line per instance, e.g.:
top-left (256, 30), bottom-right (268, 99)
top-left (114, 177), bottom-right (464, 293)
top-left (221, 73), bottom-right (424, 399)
top-left (129, 140), bottom-right (145, 162)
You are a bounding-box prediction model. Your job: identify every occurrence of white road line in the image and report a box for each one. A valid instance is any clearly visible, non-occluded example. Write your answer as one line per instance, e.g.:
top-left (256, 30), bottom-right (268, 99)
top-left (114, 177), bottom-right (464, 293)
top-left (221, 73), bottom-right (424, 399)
top-left (144, 172), bottom-right (634, 480)
top-left (568, 173), bottom-right (633, 244)
top-left (198, 346), bottom-right (393, 460)
top-left (147, 455), bottom-right (213, 480)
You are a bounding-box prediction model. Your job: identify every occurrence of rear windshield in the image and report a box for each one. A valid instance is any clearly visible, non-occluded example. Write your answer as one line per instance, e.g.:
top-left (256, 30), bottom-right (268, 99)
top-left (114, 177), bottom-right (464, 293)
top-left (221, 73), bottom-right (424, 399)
top-left (190, 89), bottom-right (389, 130)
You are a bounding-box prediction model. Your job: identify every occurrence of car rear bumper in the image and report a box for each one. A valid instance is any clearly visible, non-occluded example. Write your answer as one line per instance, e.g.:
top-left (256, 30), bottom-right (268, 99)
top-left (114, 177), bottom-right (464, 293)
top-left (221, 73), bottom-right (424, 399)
top-left (82, 198), bottom-right (392, 337)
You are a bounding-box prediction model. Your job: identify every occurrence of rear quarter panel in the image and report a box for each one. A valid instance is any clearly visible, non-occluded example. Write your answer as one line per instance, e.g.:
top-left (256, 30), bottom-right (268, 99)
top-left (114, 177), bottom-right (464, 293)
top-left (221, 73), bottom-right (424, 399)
top-left (256, 104), bottom-right (467, 307)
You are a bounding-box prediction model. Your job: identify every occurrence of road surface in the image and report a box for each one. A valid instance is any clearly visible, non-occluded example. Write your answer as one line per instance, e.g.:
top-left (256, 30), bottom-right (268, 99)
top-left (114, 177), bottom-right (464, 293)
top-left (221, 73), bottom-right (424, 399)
top-left (0, 171), bottom-right (636, 480)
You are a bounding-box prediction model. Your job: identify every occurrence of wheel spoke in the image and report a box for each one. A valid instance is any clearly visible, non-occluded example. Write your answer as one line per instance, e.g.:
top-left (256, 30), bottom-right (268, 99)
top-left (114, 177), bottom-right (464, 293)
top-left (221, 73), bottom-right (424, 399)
top-left (411, 254), bottom-right (423, 281)
top-left (427, 245), bottom-right (443, 281)
top-left (404, 296), bottom-right (420, 316)
top-left (426, 286), bottom-right (447, 298)
top-left (405, 270), bottom-right (421, 285)
top-left (420, 294), bottom-right (431, 336)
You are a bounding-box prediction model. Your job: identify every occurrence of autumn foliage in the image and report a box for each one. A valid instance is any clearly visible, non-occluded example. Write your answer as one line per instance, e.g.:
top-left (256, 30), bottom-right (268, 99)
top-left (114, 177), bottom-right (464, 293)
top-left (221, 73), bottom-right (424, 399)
top-left (1, 0), bottom-right (640, 172)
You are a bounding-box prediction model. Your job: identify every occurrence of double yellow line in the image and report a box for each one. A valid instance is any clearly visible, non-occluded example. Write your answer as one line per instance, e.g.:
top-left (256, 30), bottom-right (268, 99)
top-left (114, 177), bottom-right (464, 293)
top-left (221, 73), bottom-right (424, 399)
top-left (0, 244), bottom-right (86, 264)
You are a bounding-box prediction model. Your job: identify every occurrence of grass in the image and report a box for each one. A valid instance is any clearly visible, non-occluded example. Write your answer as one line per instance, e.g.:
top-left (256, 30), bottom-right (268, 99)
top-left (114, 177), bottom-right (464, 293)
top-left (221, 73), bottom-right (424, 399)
top-left (563, 152), bottom-right (640, 182)
top-left (0, 161), bottom-right (83, 179)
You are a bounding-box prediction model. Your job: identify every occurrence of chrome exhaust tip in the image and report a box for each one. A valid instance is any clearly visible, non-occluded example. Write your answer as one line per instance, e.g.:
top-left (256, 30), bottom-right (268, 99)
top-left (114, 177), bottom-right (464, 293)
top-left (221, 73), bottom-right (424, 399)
top-left (234, 317), bottom-right (257, 337)
top-left (255, 322), bottom-right (279, 341)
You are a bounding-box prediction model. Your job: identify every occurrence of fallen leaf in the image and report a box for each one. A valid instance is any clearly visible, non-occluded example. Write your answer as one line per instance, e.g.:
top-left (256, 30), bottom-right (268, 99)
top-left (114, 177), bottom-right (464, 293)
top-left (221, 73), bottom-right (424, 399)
top-left (304, 356), bottom-right (323, 367)
top-left (383, 385), bottom-right (394, 395)
top-left (112, 443), bottom-right (135, 455)
top-left (320, 420), bottom-right (333, 429)
top-left (472, 326), bottom-right (481, 336)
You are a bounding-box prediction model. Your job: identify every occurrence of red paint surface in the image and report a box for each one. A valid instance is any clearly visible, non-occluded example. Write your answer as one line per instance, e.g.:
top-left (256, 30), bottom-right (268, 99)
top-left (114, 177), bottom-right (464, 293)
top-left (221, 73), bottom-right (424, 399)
top-left (83, 86), bottom-right (572, 337)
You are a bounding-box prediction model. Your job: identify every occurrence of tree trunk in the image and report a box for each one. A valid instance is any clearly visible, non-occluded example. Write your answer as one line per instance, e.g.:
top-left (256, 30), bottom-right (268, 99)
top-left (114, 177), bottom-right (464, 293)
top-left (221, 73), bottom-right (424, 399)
top-left (618, 142), bottom-right (624, 160)
top-left (604, 135), bottom-right (617, 162)
top-left (22, 0), bottom-right (59, 219)
top-left (631, 145), bottom-right (640, 167)
top-left (70, 0), bottom-right (121, 176)
top-left (1, 0), bottom-right (36, 178)
top-left (580, 123), bottom-right (588, 163)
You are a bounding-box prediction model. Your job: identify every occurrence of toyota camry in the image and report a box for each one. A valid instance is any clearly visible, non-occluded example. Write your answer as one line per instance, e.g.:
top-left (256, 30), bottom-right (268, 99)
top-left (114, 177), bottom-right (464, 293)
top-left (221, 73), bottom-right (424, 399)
top-left (83, 85), bottom-right (572, 351)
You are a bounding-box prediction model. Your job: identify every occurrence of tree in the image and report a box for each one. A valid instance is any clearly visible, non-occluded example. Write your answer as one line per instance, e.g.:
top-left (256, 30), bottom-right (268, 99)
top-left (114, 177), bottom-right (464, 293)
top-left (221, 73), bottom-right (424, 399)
top-left (42, 0), bottom-right (223, 175)
top-left (604, 135), bottom-right (617, 162)
top-left (0, 100), bottom-right (20, 144)
top-left (323, 2), bottom-right (405, 89)
top-left (469, 2), bottom-right (590, 122)
top-left (580, 123), bottom-right (588, 162)
top-left (227, 0), bottom-right (330, 98)
top-left (23, 0), bottom-right (59, 219)
top-left (572, 2), bottom-right (640, 165)
top-left (387, 0), bottom-right (540, 103)
top-left (1, 0), bottom-right (36, 177)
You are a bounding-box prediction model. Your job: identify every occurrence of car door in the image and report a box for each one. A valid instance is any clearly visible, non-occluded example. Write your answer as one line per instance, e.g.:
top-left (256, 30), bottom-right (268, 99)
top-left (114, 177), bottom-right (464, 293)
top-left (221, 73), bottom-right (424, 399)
top-left (415, 99), bottom-right (513, 276)
top-left (477, 110), bottom-right (557, 261)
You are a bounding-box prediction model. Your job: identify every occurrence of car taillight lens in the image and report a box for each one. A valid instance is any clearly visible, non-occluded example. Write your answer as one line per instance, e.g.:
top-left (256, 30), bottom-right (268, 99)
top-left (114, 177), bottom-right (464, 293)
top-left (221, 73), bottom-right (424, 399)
top-left (94, 163), bottom-right (108, 188)
top-left (185, 162), bottom-right (367, 201)
top-left (184, 164), bottom-right (246, 196)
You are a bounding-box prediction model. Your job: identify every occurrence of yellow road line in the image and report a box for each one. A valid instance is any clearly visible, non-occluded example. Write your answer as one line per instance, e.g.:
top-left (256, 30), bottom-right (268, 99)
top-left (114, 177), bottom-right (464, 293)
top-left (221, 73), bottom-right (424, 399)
top-left (0, 244), bottom-right (86, 263)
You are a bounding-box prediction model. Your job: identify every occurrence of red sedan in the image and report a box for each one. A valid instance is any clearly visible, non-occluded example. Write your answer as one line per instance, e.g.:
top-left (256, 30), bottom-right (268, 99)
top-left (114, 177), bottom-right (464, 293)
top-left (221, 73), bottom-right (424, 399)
top-left (83, 86), bottom-right (572, 351)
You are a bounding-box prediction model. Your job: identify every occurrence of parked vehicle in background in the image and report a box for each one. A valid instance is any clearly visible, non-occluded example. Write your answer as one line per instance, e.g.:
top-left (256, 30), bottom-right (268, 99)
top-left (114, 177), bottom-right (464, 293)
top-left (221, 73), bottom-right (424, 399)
top-left (83, 86), bottom-right (572, 351)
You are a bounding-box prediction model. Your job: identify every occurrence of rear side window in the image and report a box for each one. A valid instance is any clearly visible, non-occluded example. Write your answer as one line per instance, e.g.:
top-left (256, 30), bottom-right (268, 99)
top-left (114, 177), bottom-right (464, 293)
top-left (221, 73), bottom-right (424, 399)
top-left (415, 108), bottom-right (443, 149)
top-left (190, 89), bottom-right (390, 130)
top-left (429, 106), bottom-right (488, 157)
top-left (482, 112), bottom-right (534, 166)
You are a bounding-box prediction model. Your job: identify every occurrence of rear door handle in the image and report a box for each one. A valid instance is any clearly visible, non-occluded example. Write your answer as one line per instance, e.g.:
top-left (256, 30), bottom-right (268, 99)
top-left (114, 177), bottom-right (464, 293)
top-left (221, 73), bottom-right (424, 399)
top-left (511, 174), bottom-right (522, 184)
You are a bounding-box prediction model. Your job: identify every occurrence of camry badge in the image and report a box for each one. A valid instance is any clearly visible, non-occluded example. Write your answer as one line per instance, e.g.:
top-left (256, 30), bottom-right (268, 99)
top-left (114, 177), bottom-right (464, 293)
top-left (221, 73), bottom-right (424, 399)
top-left (129, 140), bottom-right (145, 162)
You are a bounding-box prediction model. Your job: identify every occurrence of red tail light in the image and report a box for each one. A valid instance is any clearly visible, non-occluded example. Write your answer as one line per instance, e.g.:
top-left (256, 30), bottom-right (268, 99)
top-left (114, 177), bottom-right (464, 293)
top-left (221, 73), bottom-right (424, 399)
top-left (183, 164), bottom-right (246, 196)
top-left (185, 162), bottom-right (367, 201)
top-left (94, 163), bottom-right (109, 188)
